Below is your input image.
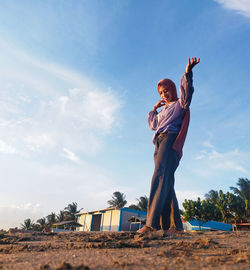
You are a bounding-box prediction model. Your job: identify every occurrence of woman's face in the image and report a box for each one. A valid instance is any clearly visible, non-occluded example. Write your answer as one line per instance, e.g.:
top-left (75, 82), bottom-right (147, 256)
top-left (158, 85), bottom-right (173, 103)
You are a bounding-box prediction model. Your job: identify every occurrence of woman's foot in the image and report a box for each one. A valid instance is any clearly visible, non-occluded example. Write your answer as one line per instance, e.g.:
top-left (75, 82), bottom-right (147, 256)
top-left (137, 226), bottom-right (154, 234)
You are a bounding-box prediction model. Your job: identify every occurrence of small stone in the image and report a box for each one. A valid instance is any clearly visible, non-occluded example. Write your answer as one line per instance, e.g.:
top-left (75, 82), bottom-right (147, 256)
top-left (40, 264), bottom-right (51, 270)
top-left (55, 262), bottom-right (72, 270)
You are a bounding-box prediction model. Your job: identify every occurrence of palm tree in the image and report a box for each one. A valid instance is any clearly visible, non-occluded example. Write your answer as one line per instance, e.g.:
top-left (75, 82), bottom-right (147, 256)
top-left (205, 189), bottom-right (219, 204)
top-left (20, 218), bottom-right (34, 230)
top-left (230, 178), bottom-right (250, 216)
top-left (107, 191), bottom-right (127, 208)
top-left (204, 189), bottom-right (223, 221)
top-left (215, 190), bottom-right (233, 223)
top-left (37, 217), bottom-right (47, 231)
top-left (128, 204), bottom-right (140, 211)
top-left (136, 196), bottom-right (148, 212)
top-left (64, 202), bottom-right (79, 220)
top-left (129, 195), bottom-right (148, 212)
top-left (56, 211), bottom-right (66, 222)
top-left (46, 212), bottom-right (56, 227)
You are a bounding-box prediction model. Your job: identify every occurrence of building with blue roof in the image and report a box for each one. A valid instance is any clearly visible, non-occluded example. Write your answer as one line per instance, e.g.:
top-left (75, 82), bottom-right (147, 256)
top-left (75, 207), bottom-right (147, 232)
top-left (183, 219), bottom-right (232, 231)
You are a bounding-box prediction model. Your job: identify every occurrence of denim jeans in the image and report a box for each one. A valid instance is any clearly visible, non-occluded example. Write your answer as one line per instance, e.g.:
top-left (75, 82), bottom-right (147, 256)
top-left (146, 132), bottom-right (183, 230)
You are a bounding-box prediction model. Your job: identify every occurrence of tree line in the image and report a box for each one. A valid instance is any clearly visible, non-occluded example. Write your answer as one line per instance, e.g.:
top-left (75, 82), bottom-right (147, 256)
top-left (107, 191), bottom-right (148, 212)
top-left (19, 193), bottom-right (148, 231)
top-left (108, 178), bottom-right (250, 226)
top-left (182, 178), bottom-right (249, 227)
top-left (19, 178), bottom-right (249, 231)
top-left (20, 202), bottom-right (81, 231)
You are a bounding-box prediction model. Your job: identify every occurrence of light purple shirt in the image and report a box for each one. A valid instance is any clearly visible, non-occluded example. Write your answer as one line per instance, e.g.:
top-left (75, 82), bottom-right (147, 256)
top-left (148, 71), bottom-right (194, 144)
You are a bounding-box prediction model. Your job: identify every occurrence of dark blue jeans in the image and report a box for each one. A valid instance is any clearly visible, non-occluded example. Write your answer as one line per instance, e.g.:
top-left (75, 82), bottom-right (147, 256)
top-left (146, 132), bottom-right (183, 230)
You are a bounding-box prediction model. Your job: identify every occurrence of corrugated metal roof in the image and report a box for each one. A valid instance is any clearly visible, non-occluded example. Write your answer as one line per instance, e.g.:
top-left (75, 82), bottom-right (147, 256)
top-left (75, 206), bottom-right (120, 216)
top-left (53, 220), bottom-right (82, 226)
top-left (75, 207), bottom-right (146, 216)
top-left (185, 219), bottom-right (232, 231)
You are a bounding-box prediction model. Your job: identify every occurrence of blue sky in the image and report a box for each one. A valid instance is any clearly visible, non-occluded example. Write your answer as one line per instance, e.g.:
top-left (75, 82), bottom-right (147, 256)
top-left (0, 0), bottom-right (250, 229)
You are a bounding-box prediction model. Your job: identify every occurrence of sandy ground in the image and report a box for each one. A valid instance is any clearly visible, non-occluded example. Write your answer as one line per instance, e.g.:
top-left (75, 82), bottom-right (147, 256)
top-left (0, 230), bottom-right (249, 270)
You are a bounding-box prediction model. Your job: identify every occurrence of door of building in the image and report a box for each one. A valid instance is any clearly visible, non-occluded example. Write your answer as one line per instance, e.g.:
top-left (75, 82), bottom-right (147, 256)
top-left (92, 214), bottom-right (102, 231)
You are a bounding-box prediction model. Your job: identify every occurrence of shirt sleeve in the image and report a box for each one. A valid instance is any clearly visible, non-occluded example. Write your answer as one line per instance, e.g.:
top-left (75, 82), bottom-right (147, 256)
top-left (179, 71), bottom-right (194, 110)
top-left (148, 110), bottom-right (158, 130)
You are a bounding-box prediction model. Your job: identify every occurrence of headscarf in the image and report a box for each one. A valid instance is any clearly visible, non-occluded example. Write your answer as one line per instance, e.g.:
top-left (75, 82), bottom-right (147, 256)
top-left (157, 78), bottom-right (178, 102)
top-left (157, 78), bottom-right (190, 159)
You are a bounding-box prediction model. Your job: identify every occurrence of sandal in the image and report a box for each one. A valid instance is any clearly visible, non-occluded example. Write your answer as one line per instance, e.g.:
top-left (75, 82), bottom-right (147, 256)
top-left (137, 226), bottom-right (155, 234)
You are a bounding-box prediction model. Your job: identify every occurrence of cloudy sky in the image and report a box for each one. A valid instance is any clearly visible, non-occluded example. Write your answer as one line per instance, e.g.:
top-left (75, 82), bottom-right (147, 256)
top-left (0, 0), bottom-right (250, 229)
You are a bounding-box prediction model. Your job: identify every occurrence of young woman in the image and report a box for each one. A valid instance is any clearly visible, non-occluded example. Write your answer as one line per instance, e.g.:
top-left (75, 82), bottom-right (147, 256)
top-left (137, 57), bottom-right (200, 234)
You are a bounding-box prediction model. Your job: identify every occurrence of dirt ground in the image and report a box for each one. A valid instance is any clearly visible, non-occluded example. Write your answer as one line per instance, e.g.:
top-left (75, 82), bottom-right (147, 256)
top-left (0, 230), bottom-right (249, 270)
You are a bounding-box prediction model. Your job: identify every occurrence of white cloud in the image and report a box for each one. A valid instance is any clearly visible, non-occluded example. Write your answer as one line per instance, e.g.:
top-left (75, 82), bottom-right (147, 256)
top-left (26, 133), bottom-right (55, 151)
top-left (0, 38), bottom-right (122, 159)
top-left (176, 190), bottom-right (204, 204)
top-left (62, 148), bottom-right (80, 163)
top-left (202, 140), bottom-right (214, 149)
top-left (0, 139), bottom-right (18, 154)
top-left (214, 0), bottom-right (250, 17)
top-left (0, 37), bottom-right (124, 229)
top-left (18, 95), bottom-right (31, 103)
top-left (195, 147), bottom-right (249, 174)
top-left (0, 153), bottom-right (135, 229)
top-left (0, 203), bottom-right (44, 230)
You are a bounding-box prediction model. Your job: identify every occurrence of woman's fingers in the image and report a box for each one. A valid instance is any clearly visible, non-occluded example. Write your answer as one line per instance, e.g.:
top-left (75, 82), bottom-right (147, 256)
top-left (193, 58), bottom-right (200, 66)
top-left (154, 100), bottom-right (165, 110)
top-left (190, 57), bottom-right (200, 67)
top-left (186, 56), bottom-right (200, 72)
top-left (158, 100), bottom-right (165, 106)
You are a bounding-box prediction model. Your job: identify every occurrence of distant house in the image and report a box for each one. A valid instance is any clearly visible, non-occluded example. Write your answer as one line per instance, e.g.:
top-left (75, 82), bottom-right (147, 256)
top-left (52, 220), bottom-right (83, 232)
top-left (75, 207), bottom-right (147, 232)
top-left (183, 219), bottom-right (232, 231)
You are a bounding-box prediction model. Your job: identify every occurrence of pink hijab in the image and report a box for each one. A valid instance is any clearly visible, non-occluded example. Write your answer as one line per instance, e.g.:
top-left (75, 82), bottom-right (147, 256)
top-left (157, 79), bottom-right (190, 159)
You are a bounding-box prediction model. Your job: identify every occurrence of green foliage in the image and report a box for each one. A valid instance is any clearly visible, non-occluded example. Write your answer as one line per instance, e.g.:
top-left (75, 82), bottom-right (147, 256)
top-left (183, 178), bottom-right (249, 226)
top-left (136, 196), bottom-right (148, 212)
top-left (230, 178), bottom-right (250, 217)
top-left (214, 190), bottom-right (231, 223)
top-left (128, 195), bottom-right (148, 212)
top-left (226, 192), bottom-right (245, 221)
top-left (205, 189), bottom-right (219, 204)
top-left (204, 190), bottom-right (222, 220)
top-left (128, 204), bottom-right (140, 211)
top-left (182, 198), bottom-right (214, 229)
top-left (64, 202), bottom-right (79, 220)
top-left (20, 218), bottom-right (34, 230)
top-left (31, 223), bottom-right (42, 232)
top-left (179, 209), bottom-right (184, 216)
top-left (57, 210), bottom-right (66, 222)
top-left (107, 191), bottom-right (127, 208)
top-left (20, 202), bottom-right (82, 232)
top-left (36, 217), bottom-right (47, 231)
top-left (18, 179), bottom-right (248, 233)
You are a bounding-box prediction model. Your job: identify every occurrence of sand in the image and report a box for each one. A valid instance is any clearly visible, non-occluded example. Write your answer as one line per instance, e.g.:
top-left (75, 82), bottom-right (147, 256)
top-left (0, 230), bottom-right (249, 269)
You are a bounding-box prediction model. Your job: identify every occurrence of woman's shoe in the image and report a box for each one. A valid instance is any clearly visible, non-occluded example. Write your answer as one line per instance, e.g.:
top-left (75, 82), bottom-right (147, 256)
top-left (136, 226), bottom-right (154, 234)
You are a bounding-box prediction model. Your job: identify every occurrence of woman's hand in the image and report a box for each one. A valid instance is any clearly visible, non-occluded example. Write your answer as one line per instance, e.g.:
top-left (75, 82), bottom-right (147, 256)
top-left (153, 100), bottom-right (165, 111)
top-left (186, 57), bottom-right (200, 73)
